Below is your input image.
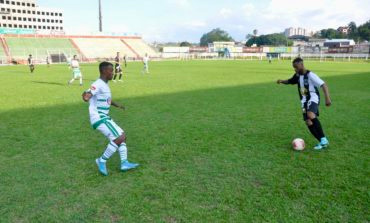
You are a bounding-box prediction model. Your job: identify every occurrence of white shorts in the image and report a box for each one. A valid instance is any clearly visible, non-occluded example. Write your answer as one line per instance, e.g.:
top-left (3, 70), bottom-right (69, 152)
top-left (96, 119), bottom-right (124, 141)
top-left (72, 68), bottom-right (82, 78)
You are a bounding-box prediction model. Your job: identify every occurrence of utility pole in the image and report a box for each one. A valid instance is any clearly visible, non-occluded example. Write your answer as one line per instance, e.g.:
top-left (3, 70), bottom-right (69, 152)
top-left (99, 0), bottom-right (102, 32)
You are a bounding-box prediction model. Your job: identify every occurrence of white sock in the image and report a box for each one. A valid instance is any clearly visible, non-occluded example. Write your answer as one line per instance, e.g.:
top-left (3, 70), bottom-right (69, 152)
top-left (79, 77), bottom-right (82, 85)
top-left (118, 142), bottom-right (127, 162)
top-left (100, 142), bottom-right (118, 162)
top-left (69, 78), bottom-right (74, 84)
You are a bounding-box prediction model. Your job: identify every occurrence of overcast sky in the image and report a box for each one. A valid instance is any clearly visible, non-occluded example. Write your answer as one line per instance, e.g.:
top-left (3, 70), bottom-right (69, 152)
top-left (39, 0), bottom-right (370, 42)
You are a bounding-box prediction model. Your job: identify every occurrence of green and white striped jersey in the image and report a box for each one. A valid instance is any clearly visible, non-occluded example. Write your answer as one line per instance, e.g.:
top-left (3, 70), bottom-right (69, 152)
top-left (88, 78), bottom-right (112, 129)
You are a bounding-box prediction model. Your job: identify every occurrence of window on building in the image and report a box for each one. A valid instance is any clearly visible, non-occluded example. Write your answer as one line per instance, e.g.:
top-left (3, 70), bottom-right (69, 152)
top-left (51, 19), bottom-right (54, 23)
top-left (28, 18), bottom-right (31, 21)
top-left (26, 3), bottom-right (30, 6)
top-left (37, 11), bottom-right (40, 15)
top-left (47, 26), bottom-right (50, 29)
top-left (6, 8), bottom-right (10, 12)
top-left (47, 19), bottom-right (49, 23)
top-left (0, 0), bottom-right (4, 3)
top-left (16, 2), bottom-right (19, 5)
top-left (21, 2), bottom-right (25, 6)
top-left (42, 12), bottom-right (45, 15)
top-left (12, 9), bottom-right (15, 12)
top-left (2, 16), bottom-right (5, 19)
top-left (8, 24), bottom-right (12, 27)
top-left (11, 1), bottom-right (14, 5)
top-left (42, 19), bottom-right (45, 22)
top-left (32, 18), bottom-right (35, 22)
top-left (22, 10), bottom-right (26, 13)
top-left (5, 1), bottom-right (9, 4)
top-left (27, 10), bottom-right (30, 14)
top-left (23, 17), bottom-right (26, 21)
top-left (60, 20), bottom-right (63, 23)
top-left (60, 27), bottom-right (63, 30)
top-left (38, 25), bottom-right (41, 29)
top-left (3, 24), bottom-right (6, 27)
top-left (9, 16), bottom-right (12, 20)
top-left (37, 18), bottom-right (40, 22)
top-left (19, 24), bottom-right (23, 28)
top-left (32, 11), bottom-right (35, 14)
top-left (14, 24), bottom-right (17, 28)
top-left (59, 13), bottom-right (62, 16)
top-left (51, 13), bottom-right (54, 16)
top-left (1, 8), bottom-right (4, 11)
top-left (33, 25), bottom-right (36, 29)
top-left (56, 27), bottom-right (59, 30)
top-left (31, 3), bottom-right (35, 7)
top-left (17, 9), bottom-right (20, 13)
top-left (46, 12), bottom-right (49, 16)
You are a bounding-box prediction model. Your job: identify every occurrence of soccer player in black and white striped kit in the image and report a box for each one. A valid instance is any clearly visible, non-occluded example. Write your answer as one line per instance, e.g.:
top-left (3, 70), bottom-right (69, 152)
top-left (277, 57), bottom-right (332, 150)
top-left (113, 52), bottom-right (123, 82)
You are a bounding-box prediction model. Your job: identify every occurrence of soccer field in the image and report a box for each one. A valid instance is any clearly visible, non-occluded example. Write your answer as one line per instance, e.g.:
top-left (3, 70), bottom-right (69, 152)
top-left (0, 60), bottom-right (369, 222)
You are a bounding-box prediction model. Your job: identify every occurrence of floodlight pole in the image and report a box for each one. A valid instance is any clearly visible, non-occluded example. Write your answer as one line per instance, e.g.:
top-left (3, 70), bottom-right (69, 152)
top-left (99, 0), bottom-right (103, 32)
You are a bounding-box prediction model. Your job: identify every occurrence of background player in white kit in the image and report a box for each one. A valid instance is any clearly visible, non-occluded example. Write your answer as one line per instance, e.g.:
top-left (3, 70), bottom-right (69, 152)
top-left (82, 62), bottom-right (139, 176)
top-left (142, 53), bottom-right (149, 74)
top-left (68, 55), bottom-right (83, 86)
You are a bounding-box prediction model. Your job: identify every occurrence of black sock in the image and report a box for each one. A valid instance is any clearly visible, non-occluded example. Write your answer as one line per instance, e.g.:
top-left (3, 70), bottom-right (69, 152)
top-left (312, 118), bottom-right (325, 139)
top-left (113, 74), bottom-right (117, 80)
top-left (308, 124), bottom-right (321, 141)
top-left (119, 73), bottom-right (122, 80)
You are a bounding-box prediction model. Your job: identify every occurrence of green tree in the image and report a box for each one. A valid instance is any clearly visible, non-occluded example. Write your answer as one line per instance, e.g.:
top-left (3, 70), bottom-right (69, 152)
top-left (179, 41), bottom-right (192, 47)
top-left (245, 33), bottom-right (293, 46)
top-left (200, 28), bottom-right (234, 46)
top-left (357, 20), bottom-right (370, 41)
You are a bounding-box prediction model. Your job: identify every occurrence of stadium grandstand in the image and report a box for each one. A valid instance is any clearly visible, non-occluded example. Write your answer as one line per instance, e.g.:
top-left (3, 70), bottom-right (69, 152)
top-left (0, 33), bottom-right (158, 64)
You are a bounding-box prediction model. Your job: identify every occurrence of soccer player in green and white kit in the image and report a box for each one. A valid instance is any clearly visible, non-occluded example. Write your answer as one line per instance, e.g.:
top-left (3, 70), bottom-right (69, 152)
top-left (277, 57), bottom-right (332, 150)
top-left (68, 55), bottom-right (83, 86)
top-left (82, 62), bottom-right (139, 176)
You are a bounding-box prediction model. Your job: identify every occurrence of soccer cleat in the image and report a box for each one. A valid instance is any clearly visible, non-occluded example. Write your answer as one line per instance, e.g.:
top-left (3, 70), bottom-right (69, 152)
top-left (320, 137), bottom-right (329, 148)
top-left (95, 158), bottom-right (108, 176)
top-left (120, 160), bottom-right (139, 172)
top-left (118, 80), bottom-right (123, 82)
top-left (112, 80), bottom-right (117, 83)
top-left (314, 143), bottom-right (324, 150)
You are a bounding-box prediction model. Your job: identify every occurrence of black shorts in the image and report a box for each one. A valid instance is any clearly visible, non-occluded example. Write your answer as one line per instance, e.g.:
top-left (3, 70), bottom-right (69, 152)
top-left (115, 63), bottom-right (122, 73)
top-left (302, 101), bottom-right (319, 120)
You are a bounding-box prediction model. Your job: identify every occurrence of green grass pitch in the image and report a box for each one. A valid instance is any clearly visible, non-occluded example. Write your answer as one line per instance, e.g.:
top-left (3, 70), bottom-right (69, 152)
top-left (0, 60), bottom-right (369, 222)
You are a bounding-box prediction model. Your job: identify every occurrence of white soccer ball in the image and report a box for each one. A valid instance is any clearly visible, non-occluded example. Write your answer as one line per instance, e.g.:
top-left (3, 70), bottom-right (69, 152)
top-left (292, 138), bottom-right (305, 151)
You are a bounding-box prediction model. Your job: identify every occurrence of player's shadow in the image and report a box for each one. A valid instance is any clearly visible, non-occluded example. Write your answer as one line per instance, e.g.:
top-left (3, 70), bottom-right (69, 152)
top-left (31, 81), bottom-right (66, 86)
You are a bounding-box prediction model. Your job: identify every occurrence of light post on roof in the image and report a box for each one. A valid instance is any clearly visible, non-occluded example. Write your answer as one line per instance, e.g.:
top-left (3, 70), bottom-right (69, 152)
top-left (99, 0), bottom-right (103, 32)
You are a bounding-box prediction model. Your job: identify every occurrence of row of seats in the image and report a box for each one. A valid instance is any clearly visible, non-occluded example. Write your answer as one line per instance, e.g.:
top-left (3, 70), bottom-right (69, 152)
top-left (1, 37), bottom-right (157, 61)
top-left (123, 39), bottom-right (157, 57)
top-left (71, 38), bottom-right (137, 59)
top-left (5, 37), bottom-right (79, 60)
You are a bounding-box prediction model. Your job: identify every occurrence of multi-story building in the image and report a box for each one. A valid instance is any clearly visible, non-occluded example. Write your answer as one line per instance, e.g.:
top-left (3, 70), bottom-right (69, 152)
top-left (284, 27), bottom-right (313, 37)
top-left (0, 0), bottom-right (63, 31)
top-left (337, 26), bottom-right (349, 35)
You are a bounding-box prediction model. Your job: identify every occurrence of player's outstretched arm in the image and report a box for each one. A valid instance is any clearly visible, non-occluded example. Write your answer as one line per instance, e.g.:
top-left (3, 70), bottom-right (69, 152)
top-left (82, 91), bottom-right (92, 102)
top-left (321, 83), bottom-right (332, 106)
top-left (111, 101), bottom-right (125, 110)
top-left (277, 79), bottom-right (290, 84)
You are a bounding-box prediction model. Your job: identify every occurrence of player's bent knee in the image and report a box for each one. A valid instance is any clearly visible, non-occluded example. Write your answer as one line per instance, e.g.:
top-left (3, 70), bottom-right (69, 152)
top-left (307, 112), bottom-right (316, 120)
top-left (113, 134), bottom-right (126, 146)
top-left (306, 119), bottom-right (313, 126)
